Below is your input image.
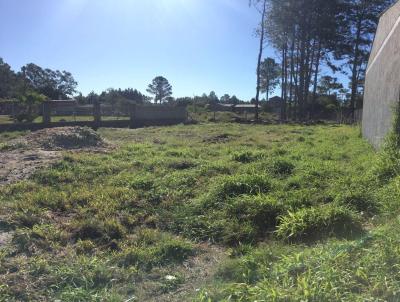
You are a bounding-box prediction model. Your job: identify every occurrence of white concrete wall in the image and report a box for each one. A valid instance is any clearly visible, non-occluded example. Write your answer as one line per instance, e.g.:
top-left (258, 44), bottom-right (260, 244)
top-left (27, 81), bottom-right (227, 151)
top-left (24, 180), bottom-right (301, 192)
top-left (363, 0), bottom-right (400, 148)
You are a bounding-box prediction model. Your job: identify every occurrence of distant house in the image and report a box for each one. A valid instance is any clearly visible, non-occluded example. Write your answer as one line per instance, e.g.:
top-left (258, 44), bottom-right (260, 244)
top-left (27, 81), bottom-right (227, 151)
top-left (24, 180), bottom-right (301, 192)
top-left (210, 102), bottom-right (265, 114)
top-left (363, 0), bottom-right (400, 147)
top-left (209, 103), bottom-right (235, 112)
top-left (232, 104), bottom-right (257, 114)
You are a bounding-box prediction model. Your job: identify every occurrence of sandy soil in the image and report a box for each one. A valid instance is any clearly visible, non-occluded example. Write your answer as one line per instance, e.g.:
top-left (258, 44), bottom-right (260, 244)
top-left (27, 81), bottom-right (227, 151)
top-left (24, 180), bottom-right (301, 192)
top-left (0, 149), bottom-right (60, 186)
top-left (0, 127), bottom-right (109, 186)
top-left (136, 243), bottom-right (227, 302)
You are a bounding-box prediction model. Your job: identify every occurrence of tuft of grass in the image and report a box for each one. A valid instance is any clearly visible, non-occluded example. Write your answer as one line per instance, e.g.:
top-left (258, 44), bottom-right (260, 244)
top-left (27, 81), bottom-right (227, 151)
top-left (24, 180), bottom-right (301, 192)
top-left (210, 174), bottom-right (272, 202)
top-left (231, 150), bottom-right (265, 163)
top-left (269, 158), bottom-right (295, 176)
top-left (276, 203), bottom-right (363, 242)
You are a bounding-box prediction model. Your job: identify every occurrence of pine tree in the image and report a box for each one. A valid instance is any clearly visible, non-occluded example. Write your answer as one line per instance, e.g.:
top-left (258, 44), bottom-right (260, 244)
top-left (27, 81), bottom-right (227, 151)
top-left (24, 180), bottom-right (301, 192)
top-left (146, 76), bottom-right (173, 104)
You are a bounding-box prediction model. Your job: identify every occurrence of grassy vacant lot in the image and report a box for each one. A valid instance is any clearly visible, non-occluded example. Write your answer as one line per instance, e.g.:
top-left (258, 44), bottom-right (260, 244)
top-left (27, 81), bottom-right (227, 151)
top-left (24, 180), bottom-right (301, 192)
top-left (1, 123), bottom-right (400, 301)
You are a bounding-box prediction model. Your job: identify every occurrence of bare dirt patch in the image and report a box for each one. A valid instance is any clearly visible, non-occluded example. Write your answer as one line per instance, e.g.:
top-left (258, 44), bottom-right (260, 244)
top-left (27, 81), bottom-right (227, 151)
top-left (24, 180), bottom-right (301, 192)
top-left (136, 243), bottom-right (227, 302)
top-left (203, 133), bottom-right (235, 144)
top-left (0, 127), bottom-right (110, 186)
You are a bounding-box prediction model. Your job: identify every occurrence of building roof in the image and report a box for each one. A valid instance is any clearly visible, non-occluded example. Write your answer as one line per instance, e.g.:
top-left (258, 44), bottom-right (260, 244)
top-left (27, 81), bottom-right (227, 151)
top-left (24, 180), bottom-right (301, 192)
top-left (234, 104), bottom-right (256, 108)
top-left (217, 103), bottom-right (235, 107)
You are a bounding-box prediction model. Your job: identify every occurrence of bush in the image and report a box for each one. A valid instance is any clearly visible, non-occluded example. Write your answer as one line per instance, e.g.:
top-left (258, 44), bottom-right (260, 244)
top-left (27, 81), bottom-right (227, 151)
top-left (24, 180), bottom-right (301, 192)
top-left (15, 113), bottom-right (37, 123)
top-left (276, 204), bottom-right (363, 242)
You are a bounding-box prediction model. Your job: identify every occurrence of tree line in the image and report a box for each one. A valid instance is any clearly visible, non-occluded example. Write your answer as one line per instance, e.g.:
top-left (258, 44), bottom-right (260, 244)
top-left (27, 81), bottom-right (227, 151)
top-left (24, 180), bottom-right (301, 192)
top-left (251, 0), bottom-right (394, 121)
top-left (0, 59), bottom-right (78, 101)
top-left (0, 59), bottom-right (246, 115)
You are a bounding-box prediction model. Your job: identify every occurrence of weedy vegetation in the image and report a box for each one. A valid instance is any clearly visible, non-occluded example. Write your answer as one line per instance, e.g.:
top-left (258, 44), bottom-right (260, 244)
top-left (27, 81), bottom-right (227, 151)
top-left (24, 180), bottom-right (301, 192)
top-left (1, 121), bottom-right (400, 301)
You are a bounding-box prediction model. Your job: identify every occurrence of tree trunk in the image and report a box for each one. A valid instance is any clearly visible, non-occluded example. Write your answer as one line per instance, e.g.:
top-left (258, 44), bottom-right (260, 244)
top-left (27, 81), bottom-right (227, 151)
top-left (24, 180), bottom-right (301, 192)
top-left (298, 37), bottom-right (306, 120)
top-left (289, 36), bottom-right (295, 120)
top-left (304, 39), bottom-right (314, 118)
top-left (311, 42), bottom-right (322, 120)
top-left (350, 12), bottom-right (363, 123)
top-left (255, 0), bottom-right (267, 122)
top-left (281, 45), bottom-right (287, 120)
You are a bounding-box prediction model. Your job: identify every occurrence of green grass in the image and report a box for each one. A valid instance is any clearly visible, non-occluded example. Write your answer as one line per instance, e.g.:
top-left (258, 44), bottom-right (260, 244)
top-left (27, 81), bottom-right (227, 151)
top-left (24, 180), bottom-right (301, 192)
top-left (2, 123), bottom-right (400, 301)
top-left (0, 130), bottom-right (27, 145)
top-left (0, 115), bottom-right (13, 124)
top-left (189, 110), bottom-right (275, 123)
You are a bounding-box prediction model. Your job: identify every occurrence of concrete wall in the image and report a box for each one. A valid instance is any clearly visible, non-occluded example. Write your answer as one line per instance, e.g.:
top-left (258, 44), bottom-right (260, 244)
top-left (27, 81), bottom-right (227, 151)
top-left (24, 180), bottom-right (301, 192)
top-left (363, 0), bottom-right (400, 148)
top-left (134, 106), bottom-right (187, 121)
top-left (0, 105), bottom-right (188, 133)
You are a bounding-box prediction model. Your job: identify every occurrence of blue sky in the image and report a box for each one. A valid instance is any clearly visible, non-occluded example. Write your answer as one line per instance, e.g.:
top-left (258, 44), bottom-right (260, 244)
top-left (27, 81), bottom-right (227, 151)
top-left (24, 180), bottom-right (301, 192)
top-left (0, 0), bottom-right (284, 100)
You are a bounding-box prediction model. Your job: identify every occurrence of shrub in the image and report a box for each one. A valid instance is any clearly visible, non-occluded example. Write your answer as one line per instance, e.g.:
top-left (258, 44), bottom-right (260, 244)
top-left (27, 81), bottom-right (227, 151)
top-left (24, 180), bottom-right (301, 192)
top-left (15, 113), bottom-right (37, 123)
top-left (276, 204), bottom-right (363, 242)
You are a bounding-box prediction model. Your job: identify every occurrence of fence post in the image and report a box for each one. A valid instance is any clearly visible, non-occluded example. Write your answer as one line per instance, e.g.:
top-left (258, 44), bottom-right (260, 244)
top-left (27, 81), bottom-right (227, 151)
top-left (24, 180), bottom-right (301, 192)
top-left (93, 100), bottom-right (101, 127)
top-left (42, 101), bottom-right (51, 124)
top-left (129, 104), bottom-right (137, 128)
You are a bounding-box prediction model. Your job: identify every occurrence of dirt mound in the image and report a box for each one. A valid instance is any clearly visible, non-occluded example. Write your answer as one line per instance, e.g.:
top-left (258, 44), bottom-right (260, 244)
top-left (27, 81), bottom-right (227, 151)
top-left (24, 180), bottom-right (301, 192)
top-left (24, 127), bottom-right (106, 150)
top-left (0, 127), bottom-right (110, 186)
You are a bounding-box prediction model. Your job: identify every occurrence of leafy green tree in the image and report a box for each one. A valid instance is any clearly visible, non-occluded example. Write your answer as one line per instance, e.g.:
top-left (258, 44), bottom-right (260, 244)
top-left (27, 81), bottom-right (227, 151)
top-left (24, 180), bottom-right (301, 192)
top-left (146, 76), bottom-right (173, 104)
top-left (208, 91), bottom-right (219, 104)
top-left (334, 0), bottom-right (394, 120)
top-left (230, 95), bottom-right (241, 105)
top-left (0, 58), bottom-right (18, 98)
top-left (20, 63), bottom-right (77, 99)
top-left (220, 94), bottom-right (231, 104)
top-left (317, 76), bottom-right (343, 96)
top-left (260, 57), bottom-right (281, 101)
top-left (16, 90), bottom-right (47, 122)
top-left (265, 0), bottom-right (341, 120)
